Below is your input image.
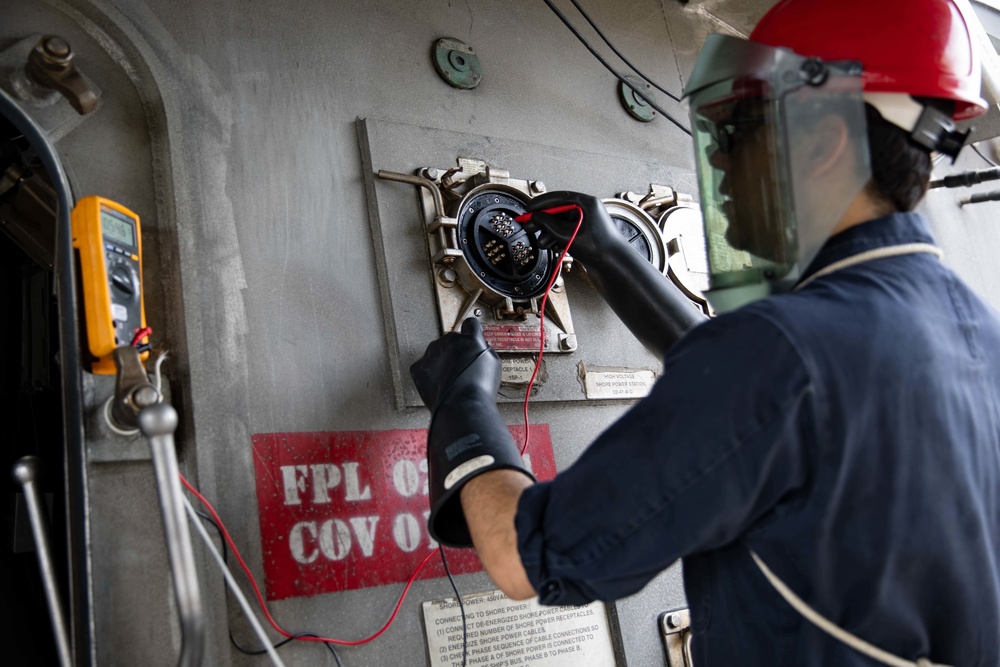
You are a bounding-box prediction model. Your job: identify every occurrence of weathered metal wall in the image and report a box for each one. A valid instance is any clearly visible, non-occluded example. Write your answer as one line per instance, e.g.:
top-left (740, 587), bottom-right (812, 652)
top-left (6, 0), bottom-right (1000, 665)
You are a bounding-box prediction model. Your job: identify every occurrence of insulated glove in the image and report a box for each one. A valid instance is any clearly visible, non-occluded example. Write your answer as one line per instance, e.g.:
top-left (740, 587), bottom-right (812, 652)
top-left (524, 190), bottom-right (629, 267)
top-left (525, 191), bottom-right (707, 360)
top-left (411, 317), bottom-right (534, 548)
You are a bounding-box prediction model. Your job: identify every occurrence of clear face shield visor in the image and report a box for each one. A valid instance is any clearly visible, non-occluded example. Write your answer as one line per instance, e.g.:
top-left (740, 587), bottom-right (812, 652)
top-left (683, 35), bottom-right (871, 313)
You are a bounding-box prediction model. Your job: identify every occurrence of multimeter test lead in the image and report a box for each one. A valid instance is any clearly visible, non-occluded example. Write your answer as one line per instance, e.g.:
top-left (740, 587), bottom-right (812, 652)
top-left (513, 204), bottom-right (580, 224)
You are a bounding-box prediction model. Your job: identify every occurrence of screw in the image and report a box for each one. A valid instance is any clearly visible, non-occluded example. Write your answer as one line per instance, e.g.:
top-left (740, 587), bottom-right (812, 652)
top-left (473, 308), bottom-right (483, 317)
top-left (666, 613), bottom-right (682, 629)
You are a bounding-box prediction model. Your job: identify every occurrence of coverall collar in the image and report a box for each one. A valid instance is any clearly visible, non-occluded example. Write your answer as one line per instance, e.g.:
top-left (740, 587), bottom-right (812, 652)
top-left (798, 211), bottom-right (938, 287)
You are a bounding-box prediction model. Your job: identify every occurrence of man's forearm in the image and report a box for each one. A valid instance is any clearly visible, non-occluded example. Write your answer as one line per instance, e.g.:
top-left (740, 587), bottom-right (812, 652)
top-left (460, 469), bottom-right (536, 600)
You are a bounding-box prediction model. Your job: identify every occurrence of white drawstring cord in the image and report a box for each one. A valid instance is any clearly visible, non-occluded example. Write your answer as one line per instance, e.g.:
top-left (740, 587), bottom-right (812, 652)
top-left (750, 551), bottom-right (950, 667)
top-left (766, 241), bottom-right (949, 666)
top-left (794, 243), bottom-right (942, 292)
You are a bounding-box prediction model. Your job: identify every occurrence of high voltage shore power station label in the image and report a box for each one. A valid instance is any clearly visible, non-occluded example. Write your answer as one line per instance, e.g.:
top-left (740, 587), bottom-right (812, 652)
top-left (424, 590), bottom-right (616, 667)
top-left (251, 427), bottom-right (557, 600)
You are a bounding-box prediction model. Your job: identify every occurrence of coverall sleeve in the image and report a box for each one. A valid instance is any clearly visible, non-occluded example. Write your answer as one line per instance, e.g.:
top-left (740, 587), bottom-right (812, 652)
top-left (515, 309), bottom-right (818, 606)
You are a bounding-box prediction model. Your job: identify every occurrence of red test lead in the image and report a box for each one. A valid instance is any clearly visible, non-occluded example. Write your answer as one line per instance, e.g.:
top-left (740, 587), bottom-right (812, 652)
top-left (513, 204), bottom-right (581, 224)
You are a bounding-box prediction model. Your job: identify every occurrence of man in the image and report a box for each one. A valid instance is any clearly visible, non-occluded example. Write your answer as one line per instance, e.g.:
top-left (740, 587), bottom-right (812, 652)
top-left (411, 0), bottom-right (1000, 664)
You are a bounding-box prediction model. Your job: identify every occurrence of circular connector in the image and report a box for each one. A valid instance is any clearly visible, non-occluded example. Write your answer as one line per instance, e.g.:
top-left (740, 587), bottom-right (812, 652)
top-left (457, 189), bottom-right (553, 298)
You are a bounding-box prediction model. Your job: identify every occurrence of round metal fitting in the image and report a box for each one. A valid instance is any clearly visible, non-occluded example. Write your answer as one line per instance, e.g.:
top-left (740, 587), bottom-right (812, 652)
top-left (619, 76), bottom-right (656, 122)
top-left (455, 186), bottom-right (553, 299)
top-left (658, 205), bottom-right (711, 303)
top-left (602, 198), bottom-right (666, 273)
top-left (432, 38), bottom-right (482, 90)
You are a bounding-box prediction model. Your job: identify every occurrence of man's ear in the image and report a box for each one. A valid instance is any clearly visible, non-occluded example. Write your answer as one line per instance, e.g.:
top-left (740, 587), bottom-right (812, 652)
top-left (806, 115), bottom-right (850, 177)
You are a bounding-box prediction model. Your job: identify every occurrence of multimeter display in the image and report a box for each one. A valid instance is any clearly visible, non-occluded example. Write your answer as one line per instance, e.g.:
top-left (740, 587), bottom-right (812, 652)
top-left (72, 196), bottom-right (146, 374)
top-left (101, 210), bottom-right (136, 247)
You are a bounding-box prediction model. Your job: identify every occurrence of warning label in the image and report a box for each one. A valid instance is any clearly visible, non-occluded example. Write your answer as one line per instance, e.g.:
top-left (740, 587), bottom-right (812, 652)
top-left (423, 589), bottom-right (616, 667)
top-left (482, 324), bottom-right (543, 352)
top-left (580, 363), bottom-right (656, 400)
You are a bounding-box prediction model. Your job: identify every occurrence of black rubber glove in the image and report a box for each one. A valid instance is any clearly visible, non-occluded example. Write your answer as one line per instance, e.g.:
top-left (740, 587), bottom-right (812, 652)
top-left (526, 191), bottom-right (707, 360)
top-left (411, 317), bottom-right (534, 548)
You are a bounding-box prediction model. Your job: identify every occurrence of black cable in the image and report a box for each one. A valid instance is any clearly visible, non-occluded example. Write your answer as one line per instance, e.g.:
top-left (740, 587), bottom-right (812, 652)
top-left (194, 511), bottom-right (344, 666)
top-left (541, 0), bottom-right (692, 135)
top-left (566, 0), bottom-right (682, 102)
top-left (972, 143), bottom-right (999, 168)
top-left (439, 548), bottom-right (467, 667)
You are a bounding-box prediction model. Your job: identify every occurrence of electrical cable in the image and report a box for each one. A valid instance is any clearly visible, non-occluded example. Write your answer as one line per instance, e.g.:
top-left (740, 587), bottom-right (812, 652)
top-left (182, 494), bottom-right (288, 667)
top-left (131, 326), bottom-right (153, 347)
top-left (521, 205), bottom-right (584, 454)
top-left (565, 0), bottom-right (682, 102)
top-left (179, 473), bottom-right (440, 647)
top-left (439, 548), bottom-right (467, 667)
top-left (193, 510), bottom-right (343, 667)
top-left (153, 350), bottom-right (169, 396)
top-left (541, 0), bottom-right (692, 135)
top-left (971, 143), bottom-right (999, 168)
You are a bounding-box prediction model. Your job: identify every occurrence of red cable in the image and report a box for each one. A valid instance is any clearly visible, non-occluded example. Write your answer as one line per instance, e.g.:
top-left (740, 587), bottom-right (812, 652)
top-left (175, 205), bottom-right (584, 647)
top-left (518, 205), bottom-right (584, 454)
top-left (131, 326), bottom-right (153, 347)
top-left (180, 473), bottom-right (439, 646)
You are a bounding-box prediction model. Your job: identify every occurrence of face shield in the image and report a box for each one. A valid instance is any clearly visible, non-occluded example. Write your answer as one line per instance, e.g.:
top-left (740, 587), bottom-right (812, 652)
top-left (683, 34), bottom-right (871, 313)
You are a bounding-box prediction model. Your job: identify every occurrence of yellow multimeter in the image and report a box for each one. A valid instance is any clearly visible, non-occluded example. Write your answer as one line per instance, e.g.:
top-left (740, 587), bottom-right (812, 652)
top-left (71, 196), bottom-right (147, 374)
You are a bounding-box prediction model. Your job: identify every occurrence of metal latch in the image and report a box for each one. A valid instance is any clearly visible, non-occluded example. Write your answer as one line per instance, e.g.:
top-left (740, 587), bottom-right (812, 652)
top-left (659, 608), bottom-right (694, 667)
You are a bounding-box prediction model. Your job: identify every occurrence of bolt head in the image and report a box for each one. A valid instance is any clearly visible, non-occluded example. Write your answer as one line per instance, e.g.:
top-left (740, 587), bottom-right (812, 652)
top-left (133, 386), bottom-right (161, 408)
top-left (43, 36), bottom-right (71, 58)
top-left (666, 613), bottom-right (682, 628)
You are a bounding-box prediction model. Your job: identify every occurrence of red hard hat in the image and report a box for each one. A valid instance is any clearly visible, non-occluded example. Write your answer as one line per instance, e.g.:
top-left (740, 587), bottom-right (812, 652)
top-left (749, 0), bottom-right (988, 120)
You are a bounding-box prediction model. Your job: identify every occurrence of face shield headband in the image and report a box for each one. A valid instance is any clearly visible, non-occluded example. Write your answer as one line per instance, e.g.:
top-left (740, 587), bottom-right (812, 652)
top-left (683, 34), bottom-right (871, 313)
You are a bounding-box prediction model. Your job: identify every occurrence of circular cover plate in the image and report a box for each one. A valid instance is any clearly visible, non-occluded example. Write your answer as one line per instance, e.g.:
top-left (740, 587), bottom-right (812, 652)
top-left (659, 205), bottom-right (711, 300)
top-left (433, 38), bottom-right (482, 89)
top-left (619, 75), bottom-right (656, 122)
top-left (603, 199), bottom-right (666, 273)
top-left (457, 190), bottom-right (552, 298)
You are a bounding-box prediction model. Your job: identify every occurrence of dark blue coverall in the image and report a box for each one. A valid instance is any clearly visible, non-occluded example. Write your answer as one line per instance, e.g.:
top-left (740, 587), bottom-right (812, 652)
top-left (515, 212), bottom-right (1000, 665)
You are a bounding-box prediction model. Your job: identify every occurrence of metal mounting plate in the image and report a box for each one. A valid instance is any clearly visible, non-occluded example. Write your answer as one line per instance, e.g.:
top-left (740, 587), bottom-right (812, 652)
top-left (432, 37), bottom-right (482, 89)
top-left (619, 75), bottom-right (656, 122)
top-left (659, 608), bottom-right (693, 667)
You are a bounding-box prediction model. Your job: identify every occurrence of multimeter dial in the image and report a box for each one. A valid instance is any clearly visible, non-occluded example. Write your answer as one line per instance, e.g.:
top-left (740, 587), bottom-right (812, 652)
top-left (104, 242), bottom-right (142, 345)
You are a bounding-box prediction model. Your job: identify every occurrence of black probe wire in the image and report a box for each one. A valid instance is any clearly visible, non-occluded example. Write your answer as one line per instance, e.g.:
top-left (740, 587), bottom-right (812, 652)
top-left (541, 0), bottom-right (692, 135)
top-left (566, 0), bottom-right (682, 102)
top-left (194, 511), bottom-right (344, 667)
top-left (439, 548), bottom-right (467, 667)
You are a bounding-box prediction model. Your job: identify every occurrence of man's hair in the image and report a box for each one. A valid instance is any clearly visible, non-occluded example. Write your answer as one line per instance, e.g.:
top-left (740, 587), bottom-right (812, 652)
top-left (864, 99), bottom-right (954, 212)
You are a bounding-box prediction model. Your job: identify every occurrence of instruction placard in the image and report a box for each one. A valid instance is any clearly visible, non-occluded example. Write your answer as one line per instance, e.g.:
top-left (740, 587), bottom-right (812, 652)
top-left (423, 589), bottom-right (616, 667)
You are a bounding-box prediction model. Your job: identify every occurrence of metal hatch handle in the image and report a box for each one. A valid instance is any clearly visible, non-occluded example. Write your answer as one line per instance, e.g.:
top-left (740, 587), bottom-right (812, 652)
top-left (12, 456), bottom-right (72, 667)
top-left (111, 345), bottom-right (204, 667)
top-left (138, 402), bottom-right (205, 667)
